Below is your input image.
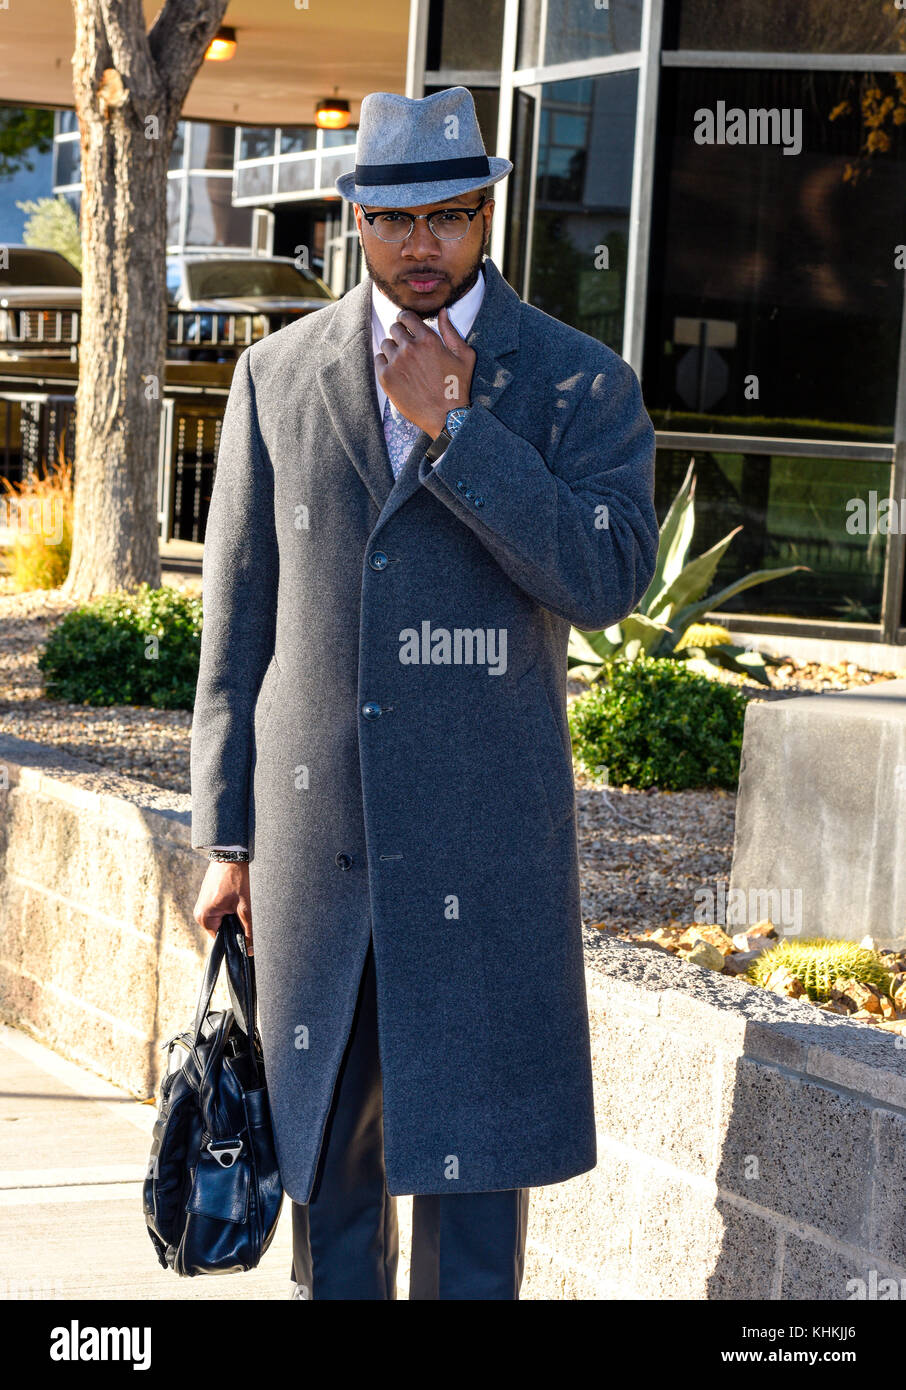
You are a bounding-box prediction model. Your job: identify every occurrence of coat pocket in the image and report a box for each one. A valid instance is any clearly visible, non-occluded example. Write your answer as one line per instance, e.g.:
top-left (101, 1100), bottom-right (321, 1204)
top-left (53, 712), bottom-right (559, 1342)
top-left (517, 663), bottom-right (576, 834)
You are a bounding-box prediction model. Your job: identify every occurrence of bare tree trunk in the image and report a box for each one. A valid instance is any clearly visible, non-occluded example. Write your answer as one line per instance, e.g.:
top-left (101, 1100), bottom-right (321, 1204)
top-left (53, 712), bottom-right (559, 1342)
top-left (64, 0), bottom-right (228, 601)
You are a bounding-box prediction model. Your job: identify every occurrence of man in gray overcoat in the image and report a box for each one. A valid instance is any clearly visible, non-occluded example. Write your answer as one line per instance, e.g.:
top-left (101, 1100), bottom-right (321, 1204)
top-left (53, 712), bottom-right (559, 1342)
top-left (191, 86), bottom-right (659, 1300)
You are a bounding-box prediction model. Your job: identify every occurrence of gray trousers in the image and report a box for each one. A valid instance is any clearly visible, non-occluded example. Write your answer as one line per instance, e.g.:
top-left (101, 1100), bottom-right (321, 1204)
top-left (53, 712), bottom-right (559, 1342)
top-left (290, 934), bottom-right (530, 1300)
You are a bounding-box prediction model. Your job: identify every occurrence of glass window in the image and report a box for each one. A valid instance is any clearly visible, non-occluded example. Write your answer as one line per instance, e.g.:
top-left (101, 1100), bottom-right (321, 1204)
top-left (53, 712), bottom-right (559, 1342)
top-left (188, 122), bottom-right (235, 171)
top-left (655, 447), bottom-right (890, 623)
top-left (518, 0), bottom-right (642, 69)
top-left (184, 258), bottom-right (333, 301)
top-left (664, 1), bottom-right (906, 54)
top-left (169, 122), bottom-right (186, 172)
top-left (165, 259), bottom-right (183, 304)
top-left (277, 158), bottom-right (316, 195)
top-left (235, 163), bottom-right (274, 200)
top-left (511, 72), bottom-right (637, 353)
top-left (319, 152), bottom-right (354, 191)
top-left (185, 174), bottom-right (252, 247)
top-left (280, 127), bottom-right (318, 155)
top-left (426, 0), bottom-right (504, 69)
top-left (0, 248), bottom-right (81, 286)
top-left (53, 138), bottom-right (80, 186)
top-left (166, 177), bottom-right (183, 245)
top-left (643, 68), bottom-right (906, 441)
top-left (321, 128), bottom-right (356, 149)
top-left (57, 110), bottom-right (78, 135)
top-left (239, 127), bottom-right (277, 161)
top-left (503, 90), bottom-right (536, 295)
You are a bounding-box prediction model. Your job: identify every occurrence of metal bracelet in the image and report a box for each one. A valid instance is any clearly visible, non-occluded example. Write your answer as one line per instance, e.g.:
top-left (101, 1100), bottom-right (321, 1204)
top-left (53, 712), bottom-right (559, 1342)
top-left (208, 849), bottom-right (250, 863)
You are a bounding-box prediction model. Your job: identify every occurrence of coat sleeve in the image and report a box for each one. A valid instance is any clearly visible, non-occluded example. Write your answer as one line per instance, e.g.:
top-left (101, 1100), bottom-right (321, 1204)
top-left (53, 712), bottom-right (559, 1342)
top-left (190, 348), bottom-right (278, 851)
top-left (416, 352), bottom-right (659, 630)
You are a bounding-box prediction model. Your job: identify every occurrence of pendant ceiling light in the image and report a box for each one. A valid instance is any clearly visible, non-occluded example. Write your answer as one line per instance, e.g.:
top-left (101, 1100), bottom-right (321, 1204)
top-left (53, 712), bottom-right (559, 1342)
top-left (205, 27), bottom-right (237, 62)
top-left (316, 96), bottom-right (351, 131)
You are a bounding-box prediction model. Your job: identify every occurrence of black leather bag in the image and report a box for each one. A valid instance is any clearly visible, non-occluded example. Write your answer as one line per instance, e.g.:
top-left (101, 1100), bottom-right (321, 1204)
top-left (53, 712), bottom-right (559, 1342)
top-left (143, 914), bottom-right (283, 1275)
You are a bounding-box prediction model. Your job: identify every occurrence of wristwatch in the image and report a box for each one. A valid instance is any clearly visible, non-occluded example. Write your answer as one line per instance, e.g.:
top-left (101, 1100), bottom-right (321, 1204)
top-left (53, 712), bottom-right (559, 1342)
top-left (425, 406), bottom-right (471, 463)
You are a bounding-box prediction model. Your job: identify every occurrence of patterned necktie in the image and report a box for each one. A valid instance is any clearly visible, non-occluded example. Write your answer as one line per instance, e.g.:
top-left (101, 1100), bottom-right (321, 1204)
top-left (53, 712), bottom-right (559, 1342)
top-left (382, 395), bottom-right (424, 479)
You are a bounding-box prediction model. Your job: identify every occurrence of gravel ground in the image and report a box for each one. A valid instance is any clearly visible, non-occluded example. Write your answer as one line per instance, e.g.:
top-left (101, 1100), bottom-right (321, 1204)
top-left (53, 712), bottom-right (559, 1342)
top-left (0, 575), bottom-right (901, 948)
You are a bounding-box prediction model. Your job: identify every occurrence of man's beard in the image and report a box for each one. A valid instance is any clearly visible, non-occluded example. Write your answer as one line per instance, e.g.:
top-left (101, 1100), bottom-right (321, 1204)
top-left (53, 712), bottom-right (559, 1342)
top-left (362, 244), bottom-right (485, 320)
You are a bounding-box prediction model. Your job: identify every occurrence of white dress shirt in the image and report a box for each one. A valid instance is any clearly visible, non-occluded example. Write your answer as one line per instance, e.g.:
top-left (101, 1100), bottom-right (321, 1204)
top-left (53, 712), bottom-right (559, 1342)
top-left (206, 265), bottom-right (486, 855)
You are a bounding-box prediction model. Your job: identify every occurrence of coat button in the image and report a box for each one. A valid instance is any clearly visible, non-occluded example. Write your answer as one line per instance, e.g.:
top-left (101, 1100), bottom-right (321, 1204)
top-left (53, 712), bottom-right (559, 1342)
top-left (335, 853), bottom-right (353, 871)
top-left (465, 489), bottom-right (474, 500)
top-left (456, 480), bottom-right (467, 491)
top-left (369, 551), bottom-right (389, 571)
top-left (361, 701), bottom-right (382, 719)
top-left (474, 496), bottom-right (485, 507)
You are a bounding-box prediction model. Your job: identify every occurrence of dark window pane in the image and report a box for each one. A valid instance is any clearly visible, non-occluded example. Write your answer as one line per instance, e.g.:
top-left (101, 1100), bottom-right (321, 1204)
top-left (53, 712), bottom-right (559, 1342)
top-left (239, 127), bottom-right (277, 161)
top-left (57, 110), bottom-right (78, 135)
top-left (185, 175), bottom-right (252, 247)
top-left (644, 68), bottom-right (906, 441)
top-left (522, 71), bottom-right (637, 353)
top-left (503, 89), bottom-right (535, 294)
top-left (185, 259), bottom-right (332, 300)
top-left (280, 127), bottom-right (317, 154)
top-left (188, 123), bottom-right (235, 171)
top-left (518, 0), bottom-right (642, 68)
top-left (169, 123), bottom-right (186, 172)
top-left (665, 1), bottom-right (906, 53)
top-left (53, 138), bottom-right (80, 186)
top-left (428, 0), bottom-right (504, 69)
top-left (0, 249), bottom-right (81, 286)
top-left (655, 448), bottom-right (890, 623)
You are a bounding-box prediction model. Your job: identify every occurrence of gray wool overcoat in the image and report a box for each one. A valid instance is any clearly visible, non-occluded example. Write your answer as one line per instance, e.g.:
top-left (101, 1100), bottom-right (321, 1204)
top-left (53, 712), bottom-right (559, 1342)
top-left (190, 254), bottom-right (659, 1202)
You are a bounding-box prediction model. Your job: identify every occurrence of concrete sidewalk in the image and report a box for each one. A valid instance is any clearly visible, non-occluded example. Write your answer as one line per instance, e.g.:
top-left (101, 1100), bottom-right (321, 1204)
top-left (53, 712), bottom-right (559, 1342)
top-left (0, 1022), bottom-right (332, 1300)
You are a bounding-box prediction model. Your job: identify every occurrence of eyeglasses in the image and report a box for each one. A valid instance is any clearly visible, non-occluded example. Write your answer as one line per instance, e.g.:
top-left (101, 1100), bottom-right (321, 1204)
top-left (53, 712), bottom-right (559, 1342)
top-left (359, 195), bottom-right (488, 243)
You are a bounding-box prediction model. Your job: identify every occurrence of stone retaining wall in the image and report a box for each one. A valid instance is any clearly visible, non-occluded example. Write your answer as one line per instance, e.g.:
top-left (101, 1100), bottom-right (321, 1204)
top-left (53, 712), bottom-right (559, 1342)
top-left (0, 732), bottom-right (902, 1299)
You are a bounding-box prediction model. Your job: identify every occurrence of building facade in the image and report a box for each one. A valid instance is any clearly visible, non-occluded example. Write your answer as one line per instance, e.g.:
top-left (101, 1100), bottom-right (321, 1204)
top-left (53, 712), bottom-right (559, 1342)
top-left (1, 0), bottom-right (904, 644)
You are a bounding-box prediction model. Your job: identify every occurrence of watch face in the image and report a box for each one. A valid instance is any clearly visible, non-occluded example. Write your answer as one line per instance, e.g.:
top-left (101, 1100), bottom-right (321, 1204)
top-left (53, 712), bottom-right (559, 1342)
top-left (446, 407), bottom-right (470, 433)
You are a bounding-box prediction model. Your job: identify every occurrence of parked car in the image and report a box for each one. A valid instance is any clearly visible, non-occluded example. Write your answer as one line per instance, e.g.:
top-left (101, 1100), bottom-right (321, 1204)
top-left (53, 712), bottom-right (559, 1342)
top-left (0, 246), bottom-right (82, 359)
top-left (166, 253), bottom-right (336, 361)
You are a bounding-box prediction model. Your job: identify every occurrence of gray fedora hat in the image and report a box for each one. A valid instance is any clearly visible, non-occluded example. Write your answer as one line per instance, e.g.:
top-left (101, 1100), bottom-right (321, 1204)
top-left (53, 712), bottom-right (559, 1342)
top-left (335, 86), bottom-right (512, 208)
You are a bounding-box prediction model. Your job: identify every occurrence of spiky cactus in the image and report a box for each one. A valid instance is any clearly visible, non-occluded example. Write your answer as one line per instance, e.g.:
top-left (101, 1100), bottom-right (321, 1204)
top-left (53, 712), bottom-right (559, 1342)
top-left (747, 938), bottom-right (893, 1002)
top-left (675, 622), bottom-right (734, 651)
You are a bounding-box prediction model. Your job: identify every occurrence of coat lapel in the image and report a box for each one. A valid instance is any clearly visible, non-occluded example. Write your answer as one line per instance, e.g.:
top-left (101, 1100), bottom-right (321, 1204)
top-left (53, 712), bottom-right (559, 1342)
top-left (316, 257), bottom-right (521, 523)
top-left (316, 277), bottom-right (397, 511)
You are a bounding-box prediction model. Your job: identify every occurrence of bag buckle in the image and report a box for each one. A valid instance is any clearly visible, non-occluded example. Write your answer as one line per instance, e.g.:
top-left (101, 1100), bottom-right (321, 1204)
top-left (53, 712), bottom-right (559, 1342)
top-left (206, 1138), bottom-right (244, 1168)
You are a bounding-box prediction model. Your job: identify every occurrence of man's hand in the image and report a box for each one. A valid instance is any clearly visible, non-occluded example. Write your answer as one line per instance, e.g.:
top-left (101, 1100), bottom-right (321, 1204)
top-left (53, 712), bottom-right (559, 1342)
top-left (194, 860), bottom-right (254, 955)
top-left (375, 306), bottom-right (476, 438)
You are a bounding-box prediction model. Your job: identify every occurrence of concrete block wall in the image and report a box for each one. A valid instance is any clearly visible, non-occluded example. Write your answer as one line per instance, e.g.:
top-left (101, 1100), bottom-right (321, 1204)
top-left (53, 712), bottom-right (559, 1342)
top-left (0, 732), bottom-right (902, 1299)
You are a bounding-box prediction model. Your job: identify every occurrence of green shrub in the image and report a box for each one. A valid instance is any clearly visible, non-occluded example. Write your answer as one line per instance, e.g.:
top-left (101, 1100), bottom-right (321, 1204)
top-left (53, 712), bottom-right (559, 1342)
top-left (747, 938), bottom-right (893, 1002)
top-left (568, 656), bottom-right (748, 791)
top-left (38, 583), bottom-right (203, 709)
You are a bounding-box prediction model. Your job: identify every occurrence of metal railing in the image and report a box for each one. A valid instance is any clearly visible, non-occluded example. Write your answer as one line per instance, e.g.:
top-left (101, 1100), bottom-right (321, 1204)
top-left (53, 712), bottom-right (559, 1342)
top-left (0, 306), bottom-right (306, 361)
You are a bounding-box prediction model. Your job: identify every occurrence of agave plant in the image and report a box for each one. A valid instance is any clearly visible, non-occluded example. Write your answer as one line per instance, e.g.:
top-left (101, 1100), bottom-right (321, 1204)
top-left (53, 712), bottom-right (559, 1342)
top-left (568, 460), bottom-right (808, 686)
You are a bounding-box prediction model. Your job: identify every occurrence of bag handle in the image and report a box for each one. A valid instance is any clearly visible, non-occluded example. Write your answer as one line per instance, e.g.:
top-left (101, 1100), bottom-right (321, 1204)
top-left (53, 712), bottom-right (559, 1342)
top-left (191, 914), bottom-right (257, 1053)
top-left (222, 914), bottom-right (258, 1042)
top-left (193, 924), bottom-right (228, 1040)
